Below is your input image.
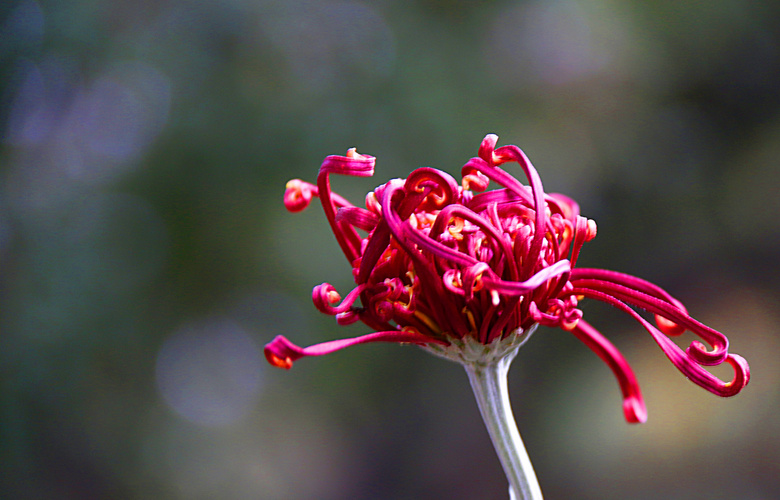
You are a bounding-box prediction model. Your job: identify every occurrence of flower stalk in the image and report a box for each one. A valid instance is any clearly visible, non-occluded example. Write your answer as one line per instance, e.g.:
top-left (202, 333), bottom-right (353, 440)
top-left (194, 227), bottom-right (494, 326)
top-left (465, 354), bottom-right (542, 500)
top-left (421, 328), bottom-right (541, 499)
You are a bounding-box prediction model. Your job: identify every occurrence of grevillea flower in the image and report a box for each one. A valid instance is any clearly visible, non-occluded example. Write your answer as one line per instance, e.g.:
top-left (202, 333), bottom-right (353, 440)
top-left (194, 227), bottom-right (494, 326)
top-left (266, 134), bottom-right (750, 424)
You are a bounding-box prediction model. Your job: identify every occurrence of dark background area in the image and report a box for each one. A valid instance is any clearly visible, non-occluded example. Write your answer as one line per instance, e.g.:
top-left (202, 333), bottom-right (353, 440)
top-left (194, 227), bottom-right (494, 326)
top-left (1, 1), bottom-right (778, 498)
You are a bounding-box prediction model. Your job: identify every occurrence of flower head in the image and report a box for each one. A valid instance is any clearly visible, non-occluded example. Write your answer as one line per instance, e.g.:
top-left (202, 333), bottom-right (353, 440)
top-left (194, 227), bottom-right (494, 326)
top-left (266, 135), bottom-right (750, 423)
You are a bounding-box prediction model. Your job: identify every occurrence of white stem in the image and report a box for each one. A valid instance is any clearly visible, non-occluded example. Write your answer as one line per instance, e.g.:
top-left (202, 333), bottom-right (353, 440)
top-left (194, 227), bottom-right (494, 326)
top-left (464, 355), bottom-right (543, 500)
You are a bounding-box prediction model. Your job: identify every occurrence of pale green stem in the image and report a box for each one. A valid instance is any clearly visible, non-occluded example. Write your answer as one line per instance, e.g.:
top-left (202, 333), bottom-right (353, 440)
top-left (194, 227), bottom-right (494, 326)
top-left (464, 354), bottom-right (543, 500)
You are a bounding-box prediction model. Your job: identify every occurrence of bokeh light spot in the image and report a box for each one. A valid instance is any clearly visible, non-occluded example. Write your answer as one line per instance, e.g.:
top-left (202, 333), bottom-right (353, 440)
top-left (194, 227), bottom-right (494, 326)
top-left (156, 319), bottom-right (264, 427)
top-left (75, 61), bottom-right (171, 162)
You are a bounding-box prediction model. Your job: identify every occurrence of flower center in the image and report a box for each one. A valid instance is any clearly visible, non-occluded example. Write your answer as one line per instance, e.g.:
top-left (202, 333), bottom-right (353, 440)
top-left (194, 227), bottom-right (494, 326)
top-left (351, 181), bottom-right (586, 343)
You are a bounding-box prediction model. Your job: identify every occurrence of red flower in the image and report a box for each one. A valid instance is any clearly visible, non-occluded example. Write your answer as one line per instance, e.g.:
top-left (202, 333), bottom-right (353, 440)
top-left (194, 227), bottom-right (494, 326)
top-left (266, 135), bottom-right (749, 423)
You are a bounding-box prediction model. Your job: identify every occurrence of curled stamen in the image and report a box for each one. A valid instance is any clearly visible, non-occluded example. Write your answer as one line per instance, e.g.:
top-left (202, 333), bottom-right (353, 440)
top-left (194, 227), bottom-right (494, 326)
top-left (443, 269), bottom-right (465, 296)
top-left (491, 145), bottom-right (549, 279)
top-left (478, 133), bottom-right (499, 162)
top-left (284, 179), bottom-right (317, 212)
top-left (568, 278), bottom-right (728, 365)
top-left (462, 169), bottom-right (490, 191)
top-left (336, 310), bottom-right (361, 325)
top-left (313, 283), bottom-right (368, 315)
top-left (529, 298), bottom-right (582, 332)
top-left (393, 211), bottom-right (479, 268)
top-left (570, 217), bottom-right (597, 268)
top-left (379, 182), bottom-right (470, 338)
top-left (404, 167), bottom-right (459, 209)
top-left (430, 204), bottom-right (519, 281)
top-left (572, 287), bottom-right (749, 397)
top-left (463, 262), bottom-right (493, 299)
top-left (317, 150), bottom-right (376, 263)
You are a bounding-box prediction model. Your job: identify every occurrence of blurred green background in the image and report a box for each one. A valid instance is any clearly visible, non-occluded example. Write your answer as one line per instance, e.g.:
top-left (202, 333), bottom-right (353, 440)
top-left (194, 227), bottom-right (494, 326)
top-left (1, 0), bottom-right (778, 498)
